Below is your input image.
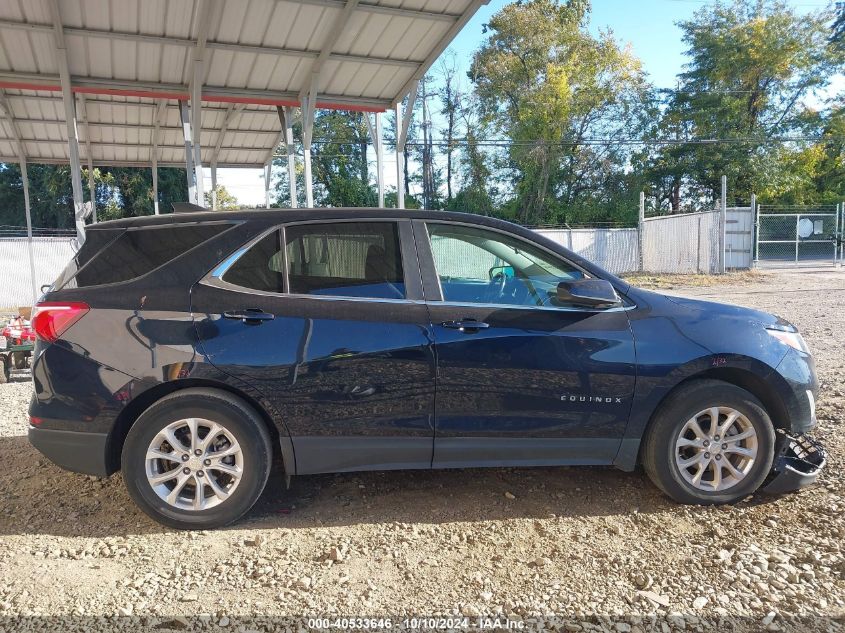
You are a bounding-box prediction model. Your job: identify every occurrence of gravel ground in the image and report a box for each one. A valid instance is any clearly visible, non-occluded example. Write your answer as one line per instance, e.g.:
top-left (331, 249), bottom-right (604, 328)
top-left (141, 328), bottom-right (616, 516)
top-left (0, 269), bottom-right (843, 633)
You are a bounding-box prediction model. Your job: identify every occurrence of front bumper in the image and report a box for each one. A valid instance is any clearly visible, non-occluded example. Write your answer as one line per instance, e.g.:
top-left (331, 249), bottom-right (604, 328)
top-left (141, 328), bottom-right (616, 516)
top-left (774, 349), bottom-right (819, 435)
top-left (28, 425), bottom-right (110, 477)
top-left (762, 432), bottom-right (826, 495)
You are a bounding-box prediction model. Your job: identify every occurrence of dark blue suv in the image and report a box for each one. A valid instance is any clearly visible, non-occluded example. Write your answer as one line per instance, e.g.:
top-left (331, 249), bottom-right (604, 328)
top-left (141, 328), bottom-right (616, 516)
top-left (27, 209), bottom-right (825, 529)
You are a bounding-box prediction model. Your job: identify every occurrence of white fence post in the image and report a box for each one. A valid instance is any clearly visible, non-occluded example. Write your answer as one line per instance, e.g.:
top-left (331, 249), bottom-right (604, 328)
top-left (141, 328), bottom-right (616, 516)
top-left (720, 175), bottom-right (727, 274)
top-left (751, 193), bottom-right (758, 268)
top-left (638, 191), bottom-right (645, 272)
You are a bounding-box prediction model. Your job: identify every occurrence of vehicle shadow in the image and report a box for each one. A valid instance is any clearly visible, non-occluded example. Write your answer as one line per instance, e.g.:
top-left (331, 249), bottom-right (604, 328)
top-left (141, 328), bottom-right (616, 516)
top-left (0, 433), bottom-right (774, 538)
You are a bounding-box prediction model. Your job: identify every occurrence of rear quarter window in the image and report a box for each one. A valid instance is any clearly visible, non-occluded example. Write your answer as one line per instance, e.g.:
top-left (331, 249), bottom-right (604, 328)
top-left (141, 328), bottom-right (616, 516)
top-left (51, 228), bottom-right (123, 290)
top-left (65, 223), bottom-right (231, 288)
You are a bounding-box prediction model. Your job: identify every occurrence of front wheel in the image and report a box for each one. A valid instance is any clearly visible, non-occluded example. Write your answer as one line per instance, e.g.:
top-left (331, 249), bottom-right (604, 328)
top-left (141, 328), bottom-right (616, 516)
top-left (642, 379), bottom-right (775, 504)
top-left (122, 388), bottom-right (273, 529)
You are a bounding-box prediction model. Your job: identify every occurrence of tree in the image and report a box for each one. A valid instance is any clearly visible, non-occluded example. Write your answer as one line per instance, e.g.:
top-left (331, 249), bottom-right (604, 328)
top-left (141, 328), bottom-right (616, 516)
top-left (311, 110), bottom-right (377, 207)
top-left (437, 53), bottom-right (462, 203)
top-left (470, 0), bottom-right (651, 225)
top-left (204, 184), bottom-right (240, 209)
top-left (644, 0), bottom-right (836, 209)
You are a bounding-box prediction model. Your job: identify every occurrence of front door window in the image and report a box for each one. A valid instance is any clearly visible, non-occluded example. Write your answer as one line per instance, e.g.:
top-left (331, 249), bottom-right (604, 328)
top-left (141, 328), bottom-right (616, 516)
top-left (426, 223), bottom-right (586, 307)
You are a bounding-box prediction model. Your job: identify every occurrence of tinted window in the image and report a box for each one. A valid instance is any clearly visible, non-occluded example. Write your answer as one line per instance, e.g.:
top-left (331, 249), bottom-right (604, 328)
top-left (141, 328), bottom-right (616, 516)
top-left (52, 227), bottom-right (123, 290)
top-left (286, 222), bottom-right (405, 299)
top-left (427, 223), bottom-right (585, 307)
top-left (70, 224), bottom-right (229, 288)
top-left (221, 230), bottom-right (285, 293)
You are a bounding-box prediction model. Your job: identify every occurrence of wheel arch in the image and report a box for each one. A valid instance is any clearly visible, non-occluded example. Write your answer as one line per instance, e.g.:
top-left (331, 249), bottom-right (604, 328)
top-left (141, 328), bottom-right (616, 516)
top-left (105, 378), bottom-right (293, 476)
top-left (636, 367), bottom-right (789, 466)
top-left (614, 362), bottom-right (791, 471)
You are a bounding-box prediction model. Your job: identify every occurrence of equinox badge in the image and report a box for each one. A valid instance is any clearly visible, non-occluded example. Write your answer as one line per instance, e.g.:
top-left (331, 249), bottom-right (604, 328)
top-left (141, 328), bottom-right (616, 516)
top-left (561, 394), bottom-right (624, 404)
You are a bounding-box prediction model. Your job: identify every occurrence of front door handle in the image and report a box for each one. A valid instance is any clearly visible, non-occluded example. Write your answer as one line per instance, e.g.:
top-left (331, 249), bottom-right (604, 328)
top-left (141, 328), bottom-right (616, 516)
top-left (223, 309), bottom-right (275, 324)
top-left (441, 319), bottom-right (490, 332)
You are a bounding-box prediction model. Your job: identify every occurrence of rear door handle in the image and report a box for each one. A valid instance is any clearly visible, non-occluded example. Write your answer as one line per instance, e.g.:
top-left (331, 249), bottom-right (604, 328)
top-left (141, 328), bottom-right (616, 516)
top-left (441, 319), bottom-right (490, 332)
top-left (223, 309), bottom-right (275, 324)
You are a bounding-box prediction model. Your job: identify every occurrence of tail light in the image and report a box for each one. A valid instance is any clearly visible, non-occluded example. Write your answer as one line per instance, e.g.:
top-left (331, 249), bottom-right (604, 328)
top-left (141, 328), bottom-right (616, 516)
top-left (31, 301), bottom-right (89, 343)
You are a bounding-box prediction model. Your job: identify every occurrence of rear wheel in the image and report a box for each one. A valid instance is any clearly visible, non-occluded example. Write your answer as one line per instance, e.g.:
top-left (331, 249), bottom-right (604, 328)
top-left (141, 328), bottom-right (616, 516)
top-left (642, 380), bottom-right (775, 504)
top-left (122, 388), bottom-right (273, 529)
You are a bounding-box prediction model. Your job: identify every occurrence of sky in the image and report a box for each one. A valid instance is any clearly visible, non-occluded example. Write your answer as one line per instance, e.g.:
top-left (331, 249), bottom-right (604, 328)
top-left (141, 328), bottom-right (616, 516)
top-left (220, 0), bottom-right (836, 206)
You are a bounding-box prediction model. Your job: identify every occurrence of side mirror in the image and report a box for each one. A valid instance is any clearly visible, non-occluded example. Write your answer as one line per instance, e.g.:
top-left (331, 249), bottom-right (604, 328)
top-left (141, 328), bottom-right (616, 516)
top-left (557, 279), bottom-right (621, 309)
top-left (489, 265), bottom-right (514, 280)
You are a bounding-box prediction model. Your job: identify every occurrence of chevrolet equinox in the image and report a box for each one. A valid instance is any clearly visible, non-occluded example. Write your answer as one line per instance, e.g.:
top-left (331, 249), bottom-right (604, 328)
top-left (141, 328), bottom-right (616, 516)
top-left (27, 209), bottom-right (825, 529)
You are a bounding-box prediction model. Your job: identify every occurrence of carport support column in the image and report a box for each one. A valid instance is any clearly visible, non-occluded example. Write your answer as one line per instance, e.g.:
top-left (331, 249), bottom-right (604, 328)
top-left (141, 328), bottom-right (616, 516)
top-left (87, 157), bottom-right (96, 223)
top-left (21, 158), bottom-right (38, 303)
top-left (49, 1), bottom-right (86, 245)
top-left (301, 95), bottom-right (316, 208)
top-left (191, 64), bottom-right (205, 206)
top-left (366, 112), bottom-right (385, 207)
top-left (152, 156), bottom-right (159, 214)
top-left (280, 106), bottom-right (298, 208)
top-left (211, 163), bottom-right (218, 210)
top-left (394, 82), bottom-right (418, 210)
top-left (180, 100), bottom-right (197, 205)
top-left (264, 162), bottom-right (272, 208)
top-left (56, 50), bottom-right (86, 244)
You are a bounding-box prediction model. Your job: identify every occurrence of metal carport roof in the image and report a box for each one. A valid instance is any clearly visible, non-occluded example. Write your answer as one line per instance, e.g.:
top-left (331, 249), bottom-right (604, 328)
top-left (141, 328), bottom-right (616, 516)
top-left (0, 0), bottom-right (488, 254)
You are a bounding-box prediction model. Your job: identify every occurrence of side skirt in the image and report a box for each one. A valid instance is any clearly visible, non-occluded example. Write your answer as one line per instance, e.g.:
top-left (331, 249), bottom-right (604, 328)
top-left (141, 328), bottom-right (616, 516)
top-left (432, 437), bottom-right (621, 469)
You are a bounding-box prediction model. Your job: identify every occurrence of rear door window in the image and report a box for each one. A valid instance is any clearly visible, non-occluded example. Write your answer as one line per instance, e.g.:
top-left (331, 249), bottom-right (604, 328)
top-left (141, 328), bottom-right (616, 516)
top-left (285, 222), bottom-right (405, 299)
top-left (220, 222), bottom-right (406, 300)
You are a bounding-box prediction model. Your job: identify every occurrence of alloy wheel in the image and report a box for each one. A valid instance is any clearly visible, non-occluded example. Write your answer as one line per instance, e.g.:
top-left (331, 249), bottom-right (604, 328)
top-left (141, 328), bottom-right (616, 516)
top-left (144, 418), bottom-right (243, 511)
top-left (674, 406), bottom-right (758, 492)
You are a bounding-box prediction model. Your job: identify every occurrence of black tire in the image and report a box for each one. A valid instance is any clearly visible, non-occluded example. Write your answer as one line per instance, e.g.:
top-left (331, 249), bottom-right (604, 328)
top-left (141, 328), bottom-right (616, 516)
top-left (642, 379), bottom-right (776, 505)
top-left (12, 351), bottom-right (27, 369)
top-left (122, 388), bottom-right (273, 530)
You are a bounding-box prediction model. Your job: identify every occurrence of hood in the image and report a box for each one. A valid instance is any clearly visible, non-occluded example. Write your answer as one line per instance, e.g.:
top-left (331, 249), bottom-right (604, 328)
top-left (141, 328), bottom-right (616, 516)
top-left (622, 286), bottom-right (797, 364)
top-left (661, 293), bottom-right (791, 329)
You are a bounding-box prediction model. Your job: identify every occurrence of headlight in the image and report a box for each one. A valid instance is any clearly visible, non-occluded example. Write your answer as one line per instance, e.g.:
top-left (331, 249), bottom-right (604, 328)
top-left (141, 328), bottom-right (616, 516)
top-left (766, 327), bottom-right (810, 354)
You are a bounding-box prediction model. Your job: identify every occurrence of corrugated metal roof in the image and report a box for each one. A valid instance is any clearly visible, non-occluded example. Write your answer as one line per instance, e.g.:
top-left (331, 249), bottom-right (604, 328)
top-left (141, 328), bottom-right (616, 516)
top-left (0, 0), bottom-right (487, 167)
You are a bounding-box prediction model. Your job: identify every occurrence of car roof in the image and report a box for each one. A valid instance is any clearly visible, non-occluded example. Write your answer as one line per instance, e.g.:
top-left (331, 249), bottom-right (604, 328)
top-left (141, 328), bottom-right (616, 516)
top-left (90, 208), bottom-right (504, 230)
top-left (88, 207), bottom-right (630, 293)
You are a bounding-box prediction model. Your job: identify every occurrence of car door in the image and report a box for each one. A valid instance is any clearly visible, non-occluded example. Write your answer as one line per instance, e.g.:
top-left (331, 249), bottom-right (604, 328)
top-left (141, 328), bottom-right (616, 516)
top-left (192, 219), bottom-right (436, 474)
top-left (412, 220), bottom-right (636, 468)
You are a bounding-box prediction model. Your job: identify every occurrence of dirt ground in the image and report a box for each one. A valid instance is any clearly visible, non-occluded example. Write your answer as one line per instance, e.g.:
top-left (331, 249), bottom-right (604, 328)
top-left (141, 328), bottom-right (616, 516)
top-left (0, 269), bottom-right (843, 633)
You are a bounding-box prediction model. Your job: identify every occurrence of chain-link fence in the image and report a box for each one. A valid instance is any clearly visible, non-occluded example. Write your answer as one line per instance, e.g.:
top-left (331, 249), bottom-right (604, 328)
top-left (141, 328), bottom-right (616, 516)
top-left (755, 206), bottom-right (840, 267)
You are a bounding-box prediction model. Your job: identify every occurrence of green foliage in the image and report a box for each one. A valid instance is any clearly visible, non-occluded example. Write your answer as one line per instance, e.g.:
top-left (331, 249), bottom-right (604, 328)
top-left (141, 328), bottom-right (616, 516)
top-left (470, 0), bottom-right (652, 224)
top-left (204, 184), bottom-right (240, 210)
top-left (642, 0), bottom-right (837, 210)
